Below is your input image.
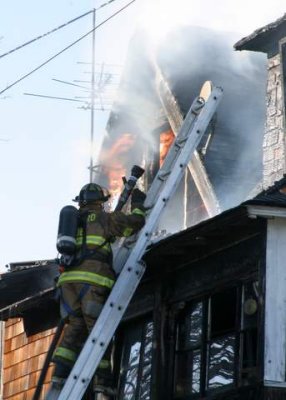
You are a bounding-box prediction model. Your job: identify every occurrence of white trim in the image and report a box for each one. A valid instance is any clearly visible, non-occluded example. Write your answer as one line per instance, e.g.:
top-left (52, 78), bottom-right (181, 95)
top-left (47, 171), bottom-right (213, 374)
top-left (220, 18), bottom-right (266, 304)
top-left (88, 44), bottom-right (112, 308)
top-left (264, 218), bottom-right (286, 383)
top-left (247, 205), bottom-right (286, 219)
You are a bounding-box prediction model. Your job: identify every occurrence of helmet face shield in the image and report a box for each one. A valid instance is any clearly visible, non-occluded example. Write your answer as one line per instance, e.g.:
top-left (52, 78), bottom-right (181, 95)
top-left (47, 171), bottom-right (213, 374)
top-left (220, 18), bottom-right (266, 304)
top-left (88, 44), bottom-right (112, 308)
top-left (73, 183), bottom-right (110, 205)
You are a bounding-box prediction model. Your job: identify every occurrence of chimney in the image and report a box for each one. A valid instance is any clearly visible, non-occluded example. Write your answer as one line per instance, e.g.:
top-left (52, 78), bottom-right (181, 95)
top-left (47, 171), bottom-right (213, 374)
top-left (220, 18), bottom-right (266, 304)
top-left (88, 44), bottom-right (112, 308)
top-left (235, 14), bottom-right (286, 189)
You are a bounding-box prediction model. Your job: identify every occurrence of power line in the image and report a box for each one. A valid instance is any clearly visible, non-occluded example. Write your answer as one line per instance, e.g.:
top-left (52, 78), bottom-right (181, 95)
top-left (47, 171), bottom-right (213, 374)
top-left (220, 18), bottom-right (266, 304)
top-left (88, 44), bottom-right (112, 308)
top-left (0, 0), bottom-right (136, 96)
top-left (0, 0), bottom-right (122, 61)
top-left (0, 10), bottom-right (94, 60)
top-left (23, 92), bottom-right (85, 102)
top-left (97, 0), bottom-right (121, 10)
top-left (52, 78), bottom-right (89, 90)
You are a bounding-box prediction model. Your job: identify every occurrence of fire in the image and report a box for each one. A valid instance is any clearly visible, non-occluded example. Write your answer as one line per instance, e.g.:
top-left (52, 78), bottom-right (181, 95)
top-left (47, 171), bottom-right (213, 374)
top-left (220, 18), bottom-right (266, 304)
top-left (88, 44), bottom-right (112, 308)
top-left (160, 129), bottom-right (175, 166)
top-left (107, 164), bottom-right (126, 198)
top-left (101, 133), bottom-right (135, 207)
top-left (100, 129), bottom-right (174, 209)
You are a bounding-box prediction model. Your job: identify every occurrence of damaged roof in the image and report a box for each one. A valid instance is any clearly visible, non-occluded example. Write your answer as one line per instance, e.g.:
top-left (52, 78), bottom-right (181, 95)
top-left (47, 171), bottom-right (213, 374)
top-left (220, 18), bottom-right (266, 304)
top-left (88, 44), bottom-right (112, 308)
top-left (0, 260), bottom-right (58, 310)
top-left (0, 260), bottom-right (60, 334)
top-left (234, 13), bottom-right (286, 56)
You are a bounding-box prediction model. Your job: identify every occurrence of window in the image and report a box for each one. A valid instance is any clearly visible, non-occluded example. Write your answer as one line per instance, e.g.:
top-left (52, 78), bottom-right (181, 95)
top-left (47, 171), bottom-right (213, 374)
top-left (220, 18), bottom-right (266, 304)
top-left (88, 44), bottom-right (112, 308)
top-left (173, 283), bottom-right (259, 398)
top-left (174, 302), bottom-right (203, 397)
top-left (207, 289), bottom-right (237, 390)
top-left (118, 320), bottom-right (154, 400)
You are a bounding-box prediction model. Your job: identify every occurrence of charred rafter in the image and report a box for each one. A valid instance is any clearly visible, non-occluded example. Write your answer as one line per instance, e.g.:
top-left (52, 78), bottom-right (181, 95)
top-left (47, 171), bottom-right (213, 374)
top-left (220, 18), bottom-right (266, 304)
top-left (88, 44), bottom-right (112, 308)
top-left (154, 63), bottom-right (220, 217)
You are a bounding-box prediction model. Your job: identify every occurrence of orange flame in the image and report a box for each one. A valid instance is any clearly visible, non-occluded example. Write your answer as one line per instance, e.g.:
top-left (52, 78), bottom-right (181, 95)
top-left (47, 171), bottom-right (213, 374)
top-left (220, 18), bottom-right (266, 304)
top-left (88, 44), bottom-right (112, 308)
top-left (101, 129), bottom-right (174, 208)
top-left (160, 129), bottom-right (175, 166)
top-left (101, 133), bottom-right (135, 203)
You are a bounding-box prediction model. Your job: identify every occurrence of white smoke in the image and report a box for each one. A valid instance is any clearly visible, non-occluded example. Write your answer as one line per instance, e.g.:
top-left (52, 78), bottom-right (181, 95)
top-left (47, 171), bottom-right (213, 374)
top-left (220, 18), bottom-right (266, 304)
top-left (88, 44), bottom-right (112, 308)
top-left (137, 0), bottom-right (285, 40)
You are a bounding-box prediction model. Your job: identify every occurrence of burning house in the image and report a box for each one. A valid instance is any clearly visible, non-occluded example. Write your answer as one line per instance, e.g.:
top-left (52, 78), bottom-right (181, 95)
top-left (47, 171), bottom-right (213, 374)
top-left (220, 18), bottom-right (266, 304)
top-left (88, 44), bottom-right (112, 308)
top-left (96, 26), bottom-right (267, 228)
top-left (1, 14), bottom-right (286, 400)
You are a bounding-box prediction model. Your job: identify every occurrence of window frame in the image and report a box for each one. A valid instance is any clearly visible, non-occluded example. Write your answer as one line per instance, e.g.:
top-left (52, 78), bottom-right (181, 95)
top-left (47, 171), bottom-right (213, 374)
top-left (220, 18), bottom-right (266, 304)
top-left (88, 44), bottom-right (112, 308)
top-left (116, 317), bottom-right (155, 400)
top-left (172, 281), bottom-right (259, 399)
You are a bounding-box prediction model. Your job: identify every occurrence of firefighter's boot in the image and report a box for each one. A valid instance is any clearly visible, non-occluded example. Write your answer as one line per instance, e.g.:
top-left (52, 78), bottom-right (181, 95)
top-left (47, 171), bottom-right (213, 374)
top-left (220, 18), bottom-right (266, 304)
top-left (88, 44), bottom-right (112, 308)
top-left (45, 377), bottom-right (66, 400)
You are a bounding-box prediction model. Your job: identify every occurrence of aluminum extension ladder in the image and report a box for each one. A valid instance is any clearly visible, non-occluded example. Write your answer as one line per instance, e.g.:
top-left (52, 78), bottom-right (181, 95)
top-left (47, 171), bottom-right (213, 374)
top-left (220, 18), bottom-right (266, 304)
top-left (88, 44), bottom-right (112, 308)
top-left (57, 85), bottom-right (223, 400)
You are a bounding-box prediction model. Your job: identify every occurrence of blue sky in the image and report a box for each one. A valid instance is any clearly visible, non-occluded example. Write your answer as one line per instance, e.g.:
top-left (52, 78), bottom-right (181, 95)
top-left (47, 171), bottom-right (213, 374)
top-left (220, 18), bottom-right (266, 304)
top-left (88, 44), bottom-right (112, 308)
top-left (0, 0), bottom-right (285, 269)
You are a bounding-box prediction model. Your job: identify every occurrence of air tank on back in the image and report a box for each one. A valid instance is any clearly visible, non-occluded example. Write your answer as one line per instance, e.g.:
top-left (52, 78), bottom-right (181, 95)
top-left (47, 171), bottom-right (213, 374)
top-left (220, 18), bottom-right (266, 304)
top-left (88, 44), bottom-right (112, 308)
top-left (57, 205), bottom-right (79, 255)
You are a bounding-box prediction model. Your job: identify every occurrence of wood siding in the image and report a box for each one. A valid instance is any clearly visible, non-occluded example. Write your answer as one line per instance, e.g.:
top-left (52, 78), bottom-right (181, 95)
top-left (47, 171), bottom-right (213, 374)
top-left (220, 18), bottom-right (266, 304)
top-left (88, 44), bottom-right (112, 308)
top-left (263, 52), bottom-right (285, 189)
top-left (3, 318), bottom-right (55, 400)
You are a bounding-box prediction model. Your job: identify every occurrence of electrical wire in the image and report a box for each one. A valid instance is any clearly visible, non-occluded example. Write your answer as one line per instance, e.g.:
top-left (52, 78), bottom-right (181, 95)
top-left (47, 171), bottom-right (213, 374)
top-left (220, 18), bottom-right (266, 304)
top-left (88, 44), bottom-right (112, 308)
top-left (97, 0), bottom-right (121, 10)
top-left (0, 0), bottom-right (122, 61)
top-left (0, 10), bottom-right (94, 60)
top-left (0, 0), bottom-right (136, 96)
top-left (23, 93), bottom-right (86, 102)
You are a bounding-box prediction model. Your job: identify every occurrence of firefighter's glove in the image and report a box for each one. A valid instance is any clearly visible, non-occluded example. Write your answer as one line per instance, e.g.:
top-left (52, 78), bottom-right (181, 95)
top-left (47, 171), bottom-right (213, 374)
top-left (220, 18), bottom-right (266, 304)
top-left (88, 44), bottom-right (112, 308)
top-left (131, 188), bottom-right (146, 210)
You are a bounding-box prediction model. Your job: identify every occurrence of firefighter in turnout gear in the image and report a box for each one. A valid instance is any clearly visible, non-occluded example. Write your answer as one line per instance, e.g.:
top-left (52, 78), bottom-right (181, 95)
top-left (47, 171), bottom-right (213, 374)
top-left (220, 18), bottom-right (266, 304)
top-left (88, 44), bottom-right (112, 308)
top-left (47, 183), bottom-right (146, 400)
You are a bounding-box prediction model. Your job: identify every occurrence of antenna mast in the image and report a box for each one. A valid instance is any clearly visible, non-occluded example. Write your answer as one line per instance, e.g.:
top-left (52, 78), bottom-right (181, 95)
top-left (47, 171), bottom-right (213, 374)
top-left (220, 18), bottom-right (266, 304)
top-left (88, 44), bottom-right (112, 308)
top-left (89, 8), bottom-right (96, 183)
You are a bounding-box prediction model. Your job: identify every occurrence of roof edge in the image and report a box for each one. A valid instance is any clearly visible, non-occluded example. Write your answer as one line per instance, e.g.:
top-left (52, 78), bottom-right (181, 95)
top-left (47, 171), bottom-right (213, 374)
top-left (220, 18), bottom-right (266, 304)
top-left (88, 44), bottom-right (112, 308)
top-left (234, 13), bottom-right (286, 53)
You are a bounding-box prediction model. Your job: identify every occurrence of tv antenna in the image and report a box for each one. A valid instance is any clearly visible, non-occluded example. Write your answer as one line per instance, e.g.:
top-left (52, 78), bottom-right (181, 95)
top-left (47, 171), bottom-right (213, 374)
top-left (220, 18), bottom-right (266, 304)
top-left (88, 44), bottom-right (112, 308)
top-left (23, 8), bottom-right (121, 183)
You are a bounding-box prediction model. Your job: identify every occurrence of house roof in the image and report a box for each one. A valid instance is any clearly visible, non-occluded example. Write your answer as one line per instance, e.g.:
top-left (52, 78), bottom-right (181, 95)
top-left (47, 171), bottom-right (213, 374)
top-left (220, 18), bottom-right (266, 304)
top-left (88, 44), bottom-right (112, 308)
top-left (234, 14), bottom-right (286, 56)
top-left (0, 260), bottom-right (58, 318)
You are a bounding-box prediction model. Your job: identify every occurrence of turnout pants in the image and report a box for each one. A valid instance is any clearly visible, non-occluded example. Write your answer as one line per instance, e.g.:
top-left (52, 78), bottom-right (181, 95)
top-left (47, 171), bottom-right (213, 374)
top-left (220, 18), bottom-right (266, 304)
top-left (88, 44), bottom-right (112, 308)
top-left (52, 281), bottom-right (113, 390)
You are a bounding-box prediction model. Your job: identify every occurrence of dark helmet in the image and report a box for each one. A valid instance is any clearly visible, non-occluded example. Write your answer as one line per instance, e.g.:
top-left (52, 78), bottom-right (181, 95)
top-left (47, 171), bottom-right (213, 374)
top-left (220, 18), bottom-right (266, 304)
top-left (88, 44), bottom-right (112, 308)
top-left (73, 183), bottom-right (110, 205)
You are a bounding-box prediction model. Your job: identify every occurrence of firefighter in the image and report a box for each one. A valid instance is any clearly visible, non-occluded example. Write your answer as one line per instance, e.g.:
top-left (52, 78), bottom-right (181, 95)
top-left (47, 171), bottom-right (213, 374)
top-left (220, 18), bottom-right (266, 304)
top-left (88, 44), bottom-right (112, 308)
top-left (47, 183), bottom-right (146, 400)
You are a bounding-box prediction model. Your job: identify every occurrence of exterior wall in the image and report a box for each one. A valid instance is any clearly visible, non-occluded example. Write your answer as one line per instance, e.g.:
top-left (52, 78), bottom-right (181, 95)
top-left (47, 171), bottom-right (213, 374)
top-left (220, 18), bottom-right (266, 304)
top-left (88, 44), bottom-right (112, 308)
top-left (263, 53), bottom-right (285, 188)
top-left (264, 217), bottom-right (286, 386)
top-left (1, 321), bottom-right (4, 399)
top-left (3, 318), bottom-right (55, 400)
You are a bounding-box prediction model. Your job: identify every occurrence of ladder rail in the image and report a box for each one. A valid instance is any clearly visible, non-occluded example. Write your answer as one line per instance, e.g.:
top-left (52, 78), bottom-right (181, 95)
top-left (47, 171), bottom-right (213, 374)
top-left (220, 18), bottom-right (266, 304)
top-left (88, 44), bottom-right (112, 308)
top-left (57, 86), bottom-right (223, 400)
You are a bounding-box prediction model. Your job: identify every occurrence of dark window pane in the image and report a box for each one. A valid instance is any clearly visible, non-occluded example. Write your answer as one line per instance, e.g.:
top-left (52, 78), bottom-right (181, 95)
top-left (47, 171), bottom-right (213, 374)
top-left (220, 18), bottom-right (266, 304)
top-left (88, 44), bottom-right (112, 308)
top-left (210, 289), bottom-right (236, 337)
top-left (139, 363), bottom-right (152, 400)
top-left (139, 323), bottom-right (154, 400)
top-left (129, 341), bottom-right (141, 367)
top-left (123, 368), bottom-right (139, 399)
top-left (177, 302), bottom-right (203, 350)
top-left (208, 334), bottom-right (235, 390)
top-left (118, 321), bottom-right (154, 400)
top-left (174, 350), bottom-right (201, 397)
top-left (143, 322), bottom-right (153, 362)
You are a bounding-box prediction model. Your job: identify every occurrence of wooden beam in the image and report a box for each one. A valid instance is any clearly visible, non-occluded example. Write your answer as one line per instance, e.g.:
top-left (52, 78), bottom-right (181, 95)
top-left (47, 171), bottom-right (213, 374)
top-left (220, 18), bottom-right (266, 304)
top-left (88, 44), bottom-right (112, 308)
top-left (155, 65), bottom-right (220, 217)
